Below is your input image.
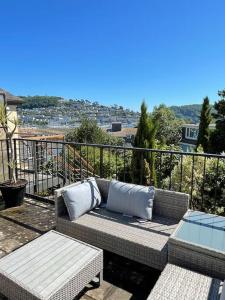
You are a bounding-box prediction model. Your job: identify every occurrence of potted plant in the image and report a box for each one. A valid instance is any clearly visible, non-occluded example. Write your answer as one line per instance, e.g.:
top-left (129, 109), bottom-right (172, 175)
top-left (0, 103), bottom-right (27, 208)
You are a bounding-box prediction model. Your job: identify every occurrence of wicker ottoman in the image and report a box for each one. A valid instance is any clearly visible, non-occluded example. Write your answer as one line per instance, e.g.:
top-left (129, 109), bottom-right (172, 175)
top-left (0, 230), bottom-right (103, 300)
top-left (148, 263), bottom-right (223, 300)
top-left (168, 210), bottom-right (225, 280)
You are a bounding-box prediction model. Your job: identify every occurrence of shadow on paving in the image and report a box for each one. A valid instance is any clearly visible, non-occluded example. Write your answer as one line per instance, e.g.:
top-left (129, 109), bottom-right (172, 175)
top-left (103, 251), bottom-right (160, 299)
top-left (0, 198), bottom-right (160, 300)
top-left (76, 251), bottom-right (160, 300)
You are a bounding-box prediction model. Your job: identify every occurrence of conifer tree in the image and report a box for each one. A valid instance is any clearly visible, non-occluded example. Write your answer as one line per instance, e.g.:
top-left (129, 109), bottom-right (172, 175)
top-left (209, 90), bottom-right (225, 153)
top-left (196, 97), bottom-right (212, 152)
top-left (132, 101), bottom-right (158, 185)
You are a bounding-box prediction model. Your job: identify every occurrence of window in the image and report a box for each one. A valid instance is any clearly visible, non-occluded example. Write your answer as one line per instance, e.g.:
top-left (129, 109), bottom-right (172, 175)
top-left (185, 127), bottom-right (198, 140)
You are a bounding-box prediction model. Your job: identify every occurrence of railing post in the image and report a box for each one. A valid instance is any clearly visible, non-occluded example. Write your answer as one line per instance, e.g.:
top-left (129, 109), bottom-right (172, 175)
top-left (6, 138), bottom-right (11, 180)
top-left (32, 141), bottom-right (38, 193)
top-left (140, 151), bottom-right (144, 185)
top-left (62, 144), bottom-right (66, 186)
top-left (13, 139), bottom-right (18, 180)
top-left (79, 145), bottom-right (83, 181)
top-left (99, 147), bottom-right (103, 178)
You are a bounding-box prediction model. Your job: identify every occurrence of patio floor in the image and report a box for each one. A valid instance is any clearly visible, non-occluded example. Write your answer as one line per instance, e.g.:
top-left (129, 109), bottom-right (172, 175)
top-left (0, 198), bottom-right (160, 300)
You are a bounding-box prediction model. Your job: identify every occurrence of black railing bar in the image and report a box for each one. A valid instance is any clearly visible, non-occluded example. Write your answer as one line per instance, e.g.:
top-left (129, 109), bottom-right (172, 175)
top-left (214, 158), bottom-right (220, 203)
top-left (169, 152), bottom-right (173, 190)
top-left (115, 149), bottom-right (118, 179)
top-left (93, 146), bottom-right (96, 177)
top-left (25, 193), bottom-right (55, 204)
top-left (201, 156), bottom-right (207, 210)
top-left (108, 147), bottom-right (111, 178)
top-left (1, 141), bottom-right (6, 181)
top-left (190, 156), bottom-right (195, 206)
top-left (56, 143), bottom-right (59, 187)
top-left (41, 141), bottom-right (44, 195)
top-left (14, 138), bottom-right (225, 159)
top-left (179, 154), bottom-right (183, 192)
top-left (140, 151), bottom-right (144, 185)
top-left (51, 142), bottom-right (54, 195)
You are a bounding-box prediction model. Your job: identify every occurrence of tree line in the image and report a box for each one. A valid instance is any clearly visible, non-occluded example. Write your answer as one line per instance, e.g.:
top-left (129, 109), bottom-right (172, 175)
top-left (20, 96), bottom-right (61, 109)
top-left (197, 89), bottom-right (225, 154)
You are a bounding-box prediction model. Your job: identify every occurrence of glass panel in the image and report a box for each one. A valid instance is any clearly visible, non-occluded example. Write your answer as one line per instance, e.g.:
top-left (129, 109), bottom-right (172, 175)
top-left (175, 211), bottom-right (225, 252)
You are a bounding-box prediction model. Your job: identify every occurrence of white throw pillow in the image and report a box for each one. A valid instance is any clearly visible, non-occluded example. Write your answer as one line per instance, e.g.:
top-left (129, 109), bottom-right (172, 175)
top-left (62, 177), bottom-right (101, 221)
top-left (106, 180), bottom-right (155, 220)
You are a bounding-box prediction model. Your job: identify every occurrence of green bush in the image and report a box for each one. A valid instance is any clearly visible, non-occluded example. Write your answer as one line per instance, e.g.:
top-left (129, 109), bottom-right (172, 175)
top-left (162, 149), bottom-right (225, 215)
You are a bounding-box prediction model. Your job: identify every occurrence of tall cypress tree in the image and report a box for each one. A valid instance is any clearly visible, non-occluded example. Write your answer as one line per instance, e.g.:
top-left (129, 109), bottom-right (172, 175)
top-left (132, 101), bottom-right (158, 185)
top-left (209, 90), bottom-right (225, 153)
top-left (196, 97), bottom-right (212, 152)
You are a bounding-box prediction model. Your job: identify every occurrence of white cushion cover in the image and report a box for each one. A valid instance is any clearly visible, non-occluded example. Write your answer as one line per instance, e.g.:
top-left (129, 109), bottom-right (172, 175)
top-left (106, 180), bottom-right (155, 220)
top-left (62, 178), bottom-right (101, 221)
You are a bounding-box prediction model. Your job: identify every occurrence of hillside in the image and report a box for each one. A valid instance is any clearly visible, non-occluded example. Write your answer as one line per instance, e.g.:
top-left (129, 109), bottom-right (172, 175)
top-left (19, 95), bottom-right (214, 125)
top-left (170, 104), bottom-right (214, 124)
top-left (18, 96), bottom-right (140, 128)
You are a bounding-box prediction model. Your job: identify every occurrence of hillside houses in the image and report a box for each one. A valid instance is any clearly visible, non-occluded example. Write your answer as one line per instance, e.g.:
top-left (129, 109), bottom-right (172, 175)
top-left (18, 98), bottom-right (140, 129)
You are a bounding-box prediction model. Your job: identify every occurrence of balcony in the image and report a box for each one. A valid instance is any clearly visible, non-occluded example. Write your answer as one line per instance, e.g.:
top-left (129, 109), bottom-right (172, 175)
top-left (0, 138), bottom-right (225, 299)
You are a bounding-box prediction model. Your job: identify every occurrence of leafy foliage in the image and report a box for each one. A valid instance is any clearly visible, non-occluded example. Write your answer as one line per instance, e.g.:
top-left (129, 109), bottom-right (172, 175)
top-left (196, 97), bottom-right (212, 152)
top-left (152, 104), bottom-right (183, 145)
top-left (65, 118), bottom-right (123, 146)
top-left (132, 101), bottom-right (158, 185)
top-left (0, 103), bottom-right (18, 183)
top-left (21, 96), bottom-right (61, 109)
top-left (209, 90), bottom-right (225, 153)
top-left (154, 143), bottom-right (182, 185)
top-left (162, 148), bottom-right (225, 215)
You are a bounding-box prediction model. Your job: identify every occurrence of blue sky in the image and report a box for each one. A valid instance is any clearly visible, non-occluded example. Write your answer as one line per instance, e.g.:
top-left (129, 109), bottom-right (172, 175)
top-left (1, 0), bottom-right (225, 111)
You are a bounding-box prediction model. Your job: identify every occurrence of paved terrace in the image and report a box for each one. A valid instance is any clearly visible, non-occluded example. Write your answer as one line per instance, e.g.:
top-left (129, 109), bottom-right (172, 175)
top-left (0, 198), bottom-right (160, 300)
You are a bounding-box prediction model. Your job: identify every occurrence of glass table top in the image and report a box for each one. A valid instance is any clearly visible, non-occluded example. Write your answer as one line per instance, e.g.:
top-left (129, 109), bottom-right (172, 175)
top-left (175, 210), bottom-right (225, 252)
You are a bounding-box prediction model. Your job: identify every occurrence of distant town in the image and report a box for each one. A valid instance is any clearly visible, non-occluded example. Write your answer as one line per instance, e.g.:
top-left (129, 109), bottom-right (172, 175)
top-left (17, 95), bottom-right (213, 151)
top-left (18, 97), bottom-right (140, 129)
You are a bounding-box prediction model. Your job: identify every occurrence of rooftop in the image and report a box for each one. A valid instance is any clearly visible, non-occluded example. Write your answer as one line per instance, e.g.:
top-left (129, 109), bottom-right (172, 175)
top-left (0, 88), bottom-right (24, 105)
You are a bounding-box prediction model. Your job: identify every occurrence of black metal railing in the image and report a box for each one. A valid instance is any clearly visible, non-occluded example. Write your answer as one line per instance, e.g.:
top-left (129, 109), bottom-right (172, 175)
top-left (0, 140), bottom-right (10, 183)
top-left (1, 138), bottom-right (225, 214)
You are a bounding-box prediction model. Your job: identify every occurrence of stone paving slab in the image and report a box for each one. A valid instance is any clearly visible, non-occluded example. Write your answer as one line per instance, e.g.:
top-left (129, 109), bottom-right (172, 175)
top-left (0, 198), bottom-right (160, 300)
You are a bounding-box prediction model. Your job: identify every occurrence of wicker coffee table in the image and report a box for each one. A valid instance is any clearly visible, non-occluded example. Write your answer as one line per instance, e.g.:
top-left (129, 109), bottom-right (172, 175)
top-left (168, 210), bottom-right (225, 280)
top-left (0, 230), bottom-right (103, 300)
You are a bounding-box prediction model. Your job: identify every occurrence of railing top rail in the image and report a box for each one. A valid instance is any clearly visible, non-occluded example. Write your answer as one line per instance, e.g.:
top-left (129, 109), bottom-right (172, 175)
top-left (14, 138), bottom-right (225, 159)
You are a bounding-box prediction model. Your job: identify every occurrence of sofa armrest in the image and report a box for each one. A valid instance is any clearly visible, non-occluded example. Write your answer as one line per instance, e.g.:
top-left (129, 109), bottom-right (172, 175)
top-left (54, 181), bottom-right (82, 220)
top-left (154, 189), bottom-right (189, 221)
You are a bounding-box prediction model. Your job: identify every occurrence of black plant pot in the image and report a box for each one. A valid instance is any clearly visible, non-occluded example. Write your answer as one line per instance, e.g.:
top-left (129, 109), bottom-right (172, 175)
top-left (0, 179), bottom-right (28, 209)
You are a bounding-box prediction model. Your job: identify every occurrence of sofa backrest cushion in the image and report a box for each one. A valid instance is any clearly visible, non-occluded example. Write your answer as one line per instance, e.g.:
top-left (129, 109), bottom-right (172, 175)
top-left (96, 178), bottom-right (189, 221)
top-left (106, 180), bottom-right (155, 220)
top-left (62, 177), bottom-right (101, 221)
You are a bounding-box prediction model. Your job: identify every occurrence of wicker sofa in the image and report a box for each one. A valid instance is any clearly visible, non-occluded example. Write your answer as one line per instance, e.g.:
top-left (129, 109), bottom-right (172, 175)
top-left (55, 178), bottom-right (189, 271)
